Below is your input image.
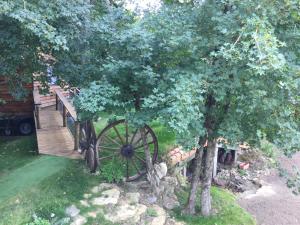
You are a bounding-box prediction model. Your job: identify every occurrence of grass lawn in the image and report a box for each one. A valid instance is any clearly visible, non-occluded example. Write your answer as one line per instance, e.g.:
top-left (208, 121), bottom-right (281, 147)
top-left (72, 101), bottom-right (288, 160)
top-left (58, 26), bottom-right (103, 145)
top-left (173, 186), bottom-right (256, 225)
top-left (94, 113), bottom-right (177, 156)
top-left (0, 136), bottom-right (102, 225)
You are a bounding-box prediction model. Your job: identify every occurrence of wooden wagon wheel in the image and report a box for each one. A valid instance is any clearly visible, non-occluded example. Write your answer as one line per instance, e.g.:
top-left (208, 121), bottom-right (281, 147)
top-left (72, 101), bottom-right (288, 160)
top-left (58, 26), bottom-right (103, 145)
top-left (96, 119), bottom-right (158, 182)
top-left (79, 121), bottom-right (99, 173)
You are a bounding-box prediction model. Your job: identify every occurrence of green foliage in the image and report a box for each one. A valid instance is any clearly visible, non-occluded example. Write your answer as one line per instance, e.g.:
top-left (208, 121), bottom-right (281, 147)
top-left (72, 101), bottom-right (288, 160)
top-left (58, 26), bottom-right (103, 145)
top-left (26, 217), bottom-right (50, 225)
top-left (174, 186), bottom-right (256, 225)
top-left (74, 1), bottom-right (300, 156)
top-left (100, 160), bottom-right (124, 183)
top-left (146, 207), bottom-right (158, 217)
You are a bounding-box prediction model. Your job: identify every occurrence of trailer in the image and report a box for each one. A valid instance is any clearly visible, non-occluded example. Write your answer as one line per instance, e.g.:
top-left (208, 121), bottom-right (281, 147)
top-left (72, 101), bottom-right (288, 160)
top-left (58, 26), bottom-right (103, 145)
top-left (0, 77), bottom-right (35, 136)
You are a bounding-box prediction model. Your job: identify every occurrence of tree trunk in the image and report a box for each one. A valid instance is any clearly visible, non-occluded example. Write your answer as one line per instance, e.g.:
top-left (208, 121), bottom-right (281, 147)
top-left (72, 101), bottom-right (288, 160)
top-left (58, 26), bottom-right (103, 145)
top-left (183, 145), bottom-right (204, 214)
top-left (140, 126), bottom-right (159, 194)
top-left (201, 139), bottom-right (216, 216)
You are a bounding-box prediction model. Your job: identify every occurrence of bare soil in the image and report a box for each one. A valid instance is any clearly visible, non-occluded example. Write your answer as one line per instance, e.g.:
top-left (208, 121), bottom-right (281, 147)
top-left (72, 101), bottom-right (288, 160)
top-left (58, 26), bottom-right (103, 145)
top-left (238, 152), bottom-right (300, 225)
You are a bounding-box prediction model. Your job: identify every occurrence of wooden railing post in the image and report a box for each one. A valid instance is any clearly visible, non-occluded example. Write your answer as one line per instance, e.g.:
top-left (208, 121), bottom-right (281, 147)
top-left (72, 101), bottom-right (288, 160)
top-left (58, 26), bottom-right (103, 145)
top-left (74, 121), bottom-right (80, 151)
top-left (55, 94), bottom-right (58, 111)
top-left (35, 106), bottom-right (41, 129)
top-left (63, 105), bottom-right (66, 127)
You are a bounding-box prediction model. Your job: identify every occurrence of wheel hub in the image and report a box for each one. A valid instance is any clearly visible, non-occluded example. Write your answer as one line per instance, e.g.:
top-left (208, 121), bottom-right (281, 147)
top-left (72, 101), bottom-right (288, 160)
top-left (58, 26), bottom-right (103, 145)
top-left (120, 144), bottom-right (134, 158)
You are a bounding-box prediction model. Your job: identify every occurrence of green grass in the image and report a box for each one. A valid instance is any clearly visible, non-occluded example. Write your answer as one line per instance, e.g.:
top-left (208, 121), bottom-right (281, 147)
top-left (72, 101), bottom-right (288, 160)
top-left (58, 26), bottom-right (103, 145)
top-left (0, 136), bottom-right (104, 225)
top-left (173, 186), bottom-right (256, 225)
top-left (94, 114), bottom-right (177, 156)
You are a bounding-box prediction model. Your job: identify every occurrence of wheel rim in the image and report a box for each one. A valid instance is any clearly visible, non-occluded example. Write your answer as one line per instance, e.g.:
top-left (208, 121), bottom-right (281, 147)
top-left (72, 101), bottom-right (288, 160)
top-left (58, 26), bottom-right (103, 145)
top-left (96, 119), bottom-right (158, 182)
top-left (19, 122), bottom-right (32, 135)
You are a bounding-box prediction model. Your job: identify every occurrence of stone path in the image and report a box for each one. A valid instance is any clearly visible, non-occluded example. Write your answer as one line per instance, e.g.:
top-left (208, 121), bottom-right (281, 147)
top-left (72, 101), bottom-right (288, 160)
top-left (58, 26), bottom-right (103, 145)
top-left (62, 181), bottom-right (185, 225)
top-left (238, 152), bottom-right (300, 225)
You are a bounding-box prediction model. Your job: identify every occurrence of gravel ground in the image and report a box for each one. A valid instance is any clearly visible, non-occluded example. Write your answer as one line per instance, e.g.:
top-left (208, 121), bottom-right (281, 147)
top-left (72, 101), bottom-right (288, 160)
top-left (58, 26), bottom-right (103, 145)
top-left (238, 152), bottom-right (300, 225)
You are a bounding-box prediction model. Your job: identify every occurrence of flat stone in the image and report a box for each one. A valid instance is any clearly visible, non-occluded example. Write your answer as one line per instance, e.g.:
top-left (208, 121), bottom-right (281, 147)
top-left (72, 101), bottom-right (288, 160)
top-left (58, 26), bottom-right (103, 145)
top-left (65, 205), bottom-right (80, 218)
top-left (70, 215), bottom-right (87, 225)
top-left (98, 183), bottom-right (115, 191)
top-left (54, 217), bottom-right (71, 225)
top-left (87, 211), bottom-right (97, 218)
top-left (104, 203), bottom-right (147, 223)
top-left (154, 162), bottom-right (168, 179)
top-left (149, 205), bottom-right (166, 225)
top-left (92, 188), bottom-right (120, 205)
top-left (80, 200), bottom-right (90, 207)
top-left (162, 195), bottom-right (180, 210)
top-left (147, 195), bottom-right (157, 204)
top-left (126, 192), bottom-right (140, 204)
top-left (83, 193), bottom-right (92, 199)
top-left (165, 218), bottom-right (186, 225)
top-left (91, 186), bottom-right (100, 194)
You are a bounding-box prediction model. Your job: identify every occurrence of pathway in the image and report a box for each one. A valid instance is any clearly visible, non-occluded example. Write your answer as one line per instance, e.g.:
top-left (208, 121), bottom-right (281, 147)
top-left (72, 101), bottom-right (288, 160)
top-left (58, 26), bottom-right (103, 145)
top-left (36, 105), bottom-right (81, 159)
top-left (238, 152), bottom-right (300, 225)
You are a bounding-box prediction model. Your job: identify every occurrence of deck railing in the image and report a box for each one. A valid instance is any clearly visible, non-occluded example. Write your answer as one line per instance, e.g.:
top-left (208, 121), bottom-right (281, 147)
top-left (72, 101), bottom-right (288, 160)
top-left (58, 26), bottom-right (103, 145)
top-left (33, 87), bottom-right (41, 129)
top-left (54, 88), bottom-right (80, 151)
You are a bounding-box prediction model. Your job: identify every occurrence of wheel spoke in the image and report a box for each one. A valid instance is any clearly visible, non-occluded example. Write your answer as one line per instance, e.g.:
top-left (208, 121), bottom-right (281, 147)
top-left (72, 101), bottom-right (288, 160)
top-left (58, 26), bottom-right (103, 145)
top-left (130, 129), bottom-right (138, 144)
top-left (125, 122), bottom-right (129, 144)
top-left (126, 159), bottom-right (129, 178)
top-left (134, 140), bottom-right (155, 150)
top-left (99, 152), bottom-right (118, 160)
top-left (103, 134), bottom-right (121, 146)
top-left (131, 158), bottom-right (142, 175)
top-left (113, 126), bottom-right (125, 145)
top-left (134, 154), bottom-right (146, 165)
top-left (133, 130), bottom-right (150, 146)
top-left (98, 145), bottom-right (120, 150)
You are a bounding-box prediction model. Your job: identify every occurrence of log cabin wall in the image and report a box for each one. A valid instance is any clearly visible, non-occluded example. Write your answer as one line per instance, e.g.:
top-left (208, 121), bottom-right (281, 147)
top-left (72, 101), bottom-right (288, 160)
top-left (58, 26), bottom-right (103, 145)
top-left (0, 77), bottom-right (33, 117)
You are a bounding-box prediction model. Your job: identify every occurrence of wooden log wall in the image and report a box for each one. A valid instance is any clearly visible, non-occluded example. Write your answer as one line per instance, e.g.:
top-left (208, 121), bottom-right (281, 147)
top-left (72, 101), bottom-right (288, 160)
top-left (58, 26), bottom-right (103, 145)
top-left (0, 77), bottom-right (33, 115)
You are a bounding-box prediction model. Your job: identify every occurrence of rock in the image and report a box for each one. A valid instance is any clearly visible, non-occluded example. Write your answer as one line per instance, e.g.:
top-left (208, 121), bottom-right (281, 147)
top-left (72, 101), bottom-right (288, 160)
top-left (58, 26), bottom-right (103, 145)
top-left (65, 205), bottom-right (80, 218)
top-left (91, 186), bottom-right (100, 194)
top-left (92, 188), bottom-right (120, 205)
top-left (147, 195), bottom-right (157, 204)
top-left (83, 193), bottom-right (92, 199)
top-left (98, 183), bottom-right (115, 191)
top-left (53, 217), bottom-right (71, 225)
top-left (165, 218), bottom-right (186, 225)
top-left (126, 192), bottom-right (140, 204)
top-left (80, 200), bottom-right (90, 207)
top-left (87, 211), bottom-right (97, 218)
top-left (70, 215), bottom-right (87, 225)
top-left (154, 162), bottom-right (168, 179)
top-left (104, 203), bottom-right (147, 223)
top-left (162, 195), bottom-right (180, 210)
top-left (149, 205), bottom-right (166, 225)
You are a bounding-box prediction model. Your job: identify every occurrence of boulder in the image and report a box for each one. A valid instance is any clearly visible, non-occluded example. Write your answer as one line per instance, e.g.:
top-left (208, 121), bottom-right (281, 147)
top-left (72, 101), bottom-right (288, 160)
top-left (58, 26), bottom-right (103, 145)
top-left (104, 203), bottom-right (147, 224)
top-left (92, 188), bottom-right (120, 206)
top-left (149, 205), bottom-right (166, 225)
top-left (65, 205), bottom-right (80, 218)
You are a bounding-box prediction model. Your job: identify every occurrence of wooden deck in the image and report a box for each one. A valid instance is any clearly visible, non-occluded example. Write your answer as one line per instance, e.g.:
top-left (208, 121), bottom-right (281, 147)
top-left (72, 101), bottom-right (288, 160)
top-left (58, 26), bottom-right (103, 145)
top-left (35, 105), bottom-right (82, 159)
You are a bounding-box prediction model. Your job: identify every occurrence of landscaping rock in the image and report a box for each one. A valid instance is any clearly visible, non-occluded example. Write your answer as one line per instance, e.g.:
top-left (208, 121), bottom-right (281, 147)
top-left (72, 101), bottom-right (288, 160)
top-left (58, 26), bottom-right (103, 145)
top-left (149, 205), bottom-right (166, 225)
top-left (80, 200), bottom-right (90, 207)
top-left (70, 215), bottom-right (87, 225)
top-left (165, 218), bottom-right (186, 225)
top-left (162, 195), bottom-right (180, 210)
top-left (53, 217), bottom-right (71, 225)
top-left (104, 203), bottom-right (147, 224)
top-left (154, 162), bottom-right (168, 179)
top-left (83, 193), bottom-right (92, 199)
top-left (65, 205), bottom-right (80, 218)
top-left (126, 192), bottom-right (140, 204)
top-left (147, 195), bottom-right (157, 204)
top-left (92, 188), bottom-right (120, 205)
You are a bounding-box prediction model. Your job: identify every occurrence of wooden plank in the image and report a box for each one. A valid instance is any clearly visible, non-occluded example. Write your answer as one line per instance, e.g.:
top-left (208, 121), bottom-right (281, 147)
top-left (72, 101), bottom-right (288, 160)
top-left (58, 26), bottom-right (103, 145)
top-left (35, 106), bottom-right (82, 160)
top-left (54, 89), bottom-right (77, 120)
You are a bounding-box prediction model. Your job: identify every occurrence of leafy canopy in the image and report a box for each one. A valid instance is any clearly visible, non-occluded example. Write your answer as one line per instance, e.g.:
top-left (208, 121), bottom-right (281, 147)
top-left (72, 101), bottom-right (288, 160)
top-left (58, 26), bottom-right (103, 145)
top-left (76, 0), bottom-right (300, 154)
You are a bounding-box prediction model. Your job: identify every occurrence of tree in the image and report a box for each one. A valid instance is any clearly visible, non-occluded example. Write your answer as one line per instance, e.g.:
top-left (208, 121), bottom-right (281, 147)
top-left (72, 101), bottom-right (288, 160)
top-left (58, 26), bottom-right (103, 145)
top-left (144, 0), bottom-right (300, 216)
top-left (0, 0), bottom-right (95, 99)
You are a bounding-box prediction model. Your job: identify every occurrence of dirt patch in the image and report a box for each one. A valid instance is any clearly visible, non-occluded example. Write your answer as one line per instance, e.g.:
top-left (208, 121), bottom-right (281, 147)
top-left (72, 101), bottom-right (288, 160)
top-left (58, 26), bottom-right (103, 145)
top-left (238, 152), bottom-right (300, 225)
